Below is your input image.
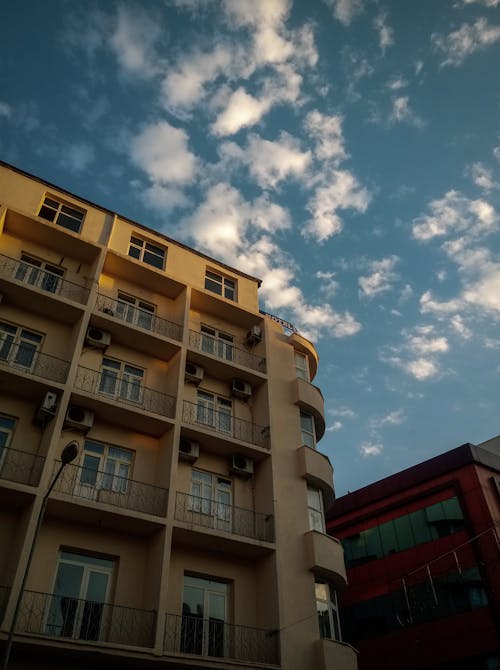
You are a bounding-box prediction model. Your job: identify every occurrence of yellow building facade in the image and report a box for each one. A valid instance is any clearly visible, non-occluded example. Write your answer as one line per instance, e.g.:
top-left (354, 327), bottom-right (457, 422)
top-left (0, 161), bottom-right (357, 670)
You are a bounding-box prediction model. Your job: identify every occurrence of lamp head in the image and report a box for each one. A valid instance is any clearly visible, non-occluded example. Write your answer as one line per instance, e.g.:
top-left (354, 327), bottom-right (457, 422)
top-left (61, 440), bottom-right (79, 464)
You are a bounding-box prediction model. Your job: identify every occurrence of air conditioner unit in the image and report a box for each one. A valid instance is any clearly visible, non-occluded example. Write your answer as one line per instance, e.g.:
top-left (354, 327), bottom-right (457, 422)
top-left (85, 327), bottom-right (111, 349)
top-left (103, 307), bottom-right (115, 316)
top-left (185, 362), bottom-right (204, 385)
top-left (179, 439), bottom-right (200, 462)
top-left (246, 325), bottom-right (262, 346)
top-left (231, 454), bottom-right (254, 478)
top-left (35, 391), bottom-right (58, 422)
top-left (231, 378), bottom-right (252, 400)
top-left (64, 405), bottom-right (94, 432)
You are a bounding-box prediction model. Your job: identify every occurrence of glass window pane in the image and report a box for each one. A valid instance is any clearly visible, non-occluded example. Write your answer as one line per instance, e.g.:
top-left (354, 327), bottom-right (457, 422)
top-left (442, 497), bottom-right (463, 520)
top-left (394, 515), bottom-right (414, 551)
top-left (410, 509), bottom-right (433, 545)
top-left (364, 526), bottom-right (383, 560)
top-left (379, 520), bottom-right (398, 555)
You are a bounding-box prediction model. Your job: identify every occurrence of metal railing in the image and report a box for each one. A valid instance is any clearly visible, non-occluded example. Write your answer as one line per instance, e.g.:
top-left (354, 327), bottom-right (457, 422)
top-left (174, 492), bottom-right (274, 543)
top-left (259, 309), bottom-right (297, 333)
top-left (0, 344), bottom-right (70, 383)
top-left (0, 448), bottom-right (45, 487)
top-left (74, 366), bottom-right (176, 418)
top-left (17, 589), bottom-right (156, 648)
top-left (96, 294), bottom-right (183, 342)
top-left (53, 461), bottom-right (168, 517)
top-left (0, 253), bottom-right (90, 304)
top-left (164, 613), bottom-right (279, 665)
top-left (188, 330), bottom-right (266, 373)
top-left (182, 401), bottom-right (269, 448)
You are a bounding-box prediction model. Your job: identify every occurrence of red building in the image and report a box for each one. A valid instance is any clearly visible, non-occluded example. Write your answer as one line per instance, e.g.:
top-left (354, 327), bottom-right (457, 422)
top-left (327, 437), bottom-right (500, 670)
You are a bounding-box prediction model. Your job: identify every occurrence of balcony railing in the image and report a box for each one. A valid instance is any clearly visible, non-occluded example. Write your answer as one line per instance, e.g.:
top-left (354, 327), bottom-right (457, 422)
top-left (259, 309), bottom-right (297, 334)
top-left (74, 366), bottom-right (176, 418)
top-left (17, 589), bottom-right (156, 648)
top-left (0, 448), bottom-right (45, 487)
top-left (0, 343), bottom-right (70, 384)
top-left (182, 401), bottom-right (269, 448)
top-left (96, 294), bottom-right (183, 342)
top-left (0, 253), bottom-right (90, 304)
top-left (188, 330), bottom-right (266, 373)
top-left (174, 492), bottom-right (274, 543)
top-left (164, 613), bottom-right (279, 665)
top-left (53, 461), bottom-right (168, 517)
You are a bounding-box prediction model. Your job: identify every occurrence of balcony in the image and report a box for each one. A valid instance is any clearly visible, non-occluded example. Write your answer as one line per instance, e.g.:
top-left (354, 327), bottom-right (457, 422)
top-left (17, 589), bottom-right (156, 648)
top-left (0, 343), bottom-right (70, 385)
top-left (304, 531), bottom-right (347, 589)
top-left (96, 293), bottom-right (183, 342)
top-left (297, 446), bottom-right (335, 513)
top-left (315, 638), bottom-right (358, 670)
top-left (164, 613), bottom-right (279, 665)
top-left (0, 448), bottom-right (44, 487)
top-left (188, 330), bottom-right (266, 379)
top-left (182, 401), bottom-right (269, 452)
top-left (0, 253), bottom-right (90, 306)
top-left (174, 491), bottom-right (274, 543)
top-left (53, 462), bottom-right (168, 517)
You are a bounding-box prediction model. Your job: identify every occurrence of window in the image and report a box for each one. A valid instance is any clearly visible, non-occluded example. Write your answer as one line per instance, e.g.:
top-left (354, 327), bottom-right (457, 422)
top-left (15, 254), bottom-right (64, 294)
top-left (99, 357), bottom-right (144, 404)
top-left (182, 575), bottom-right (227, 657)
top-left (295, 351), bottom-right (309, 381)
top-left (0, 414), bottom-right (16, 471)
top-left (38, 196), bottom-right (85, 233)
top-left (46, 551), bottom-right (114, 640)
top-left (190, 470), bottom-right (232, 531)
top-left (300, 411), bottom-right (316, 448)
top-left (78, 440), bottom-right (133, 495)
top-left (128, 235), bottom-right (166, 270)
top-left (200, 325), bottom-right (234, 361)
top-left (196, 391), bottom-right (232, 434)
top-left (0, 322), bottom-right (42, 371)
top-left (308, 487), bottom-right (325, 533)
top-left (316, 582), bottom-right (341, 641)
top-left (116, 292), bottom-right (155, 331)
top-left (205, 270), bottom-right (236, 301)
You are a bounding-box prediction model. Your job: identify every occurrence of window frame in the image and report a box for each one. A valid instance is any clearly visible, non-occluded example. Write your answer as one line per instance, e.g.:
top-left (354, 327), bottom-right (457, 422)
top-left (200, 324), bottom-right (234, 361)
top-left (0, 414), bottom-right (17, 471)
top-left (38, 195), bottom-right (85, 233)
top-left (182, 574), bottom-right (228, 657)
top-left (79, 439), bottom-right (134, 494)
top-left (204, 269), bottom-right (237, 301)
top-left (15, 253), bottom-right (65, 294)
top-left (128, 235), bottom-right (166, 270)
top-left (98, 357), bottom-right (145, 404)
top-left (294, 351), bottom-right (310, 381)
top-left (196, 390), bottom-right (233, 434)
top-left (0, 321), bottom-right (43, 371)
top-left (307, 486), bottom-right (326, 533)
top-left (300, 411), bottom-right (316, 449)
top-left (190, 469), bottom-right (232, 530)
top-left (315, 581), bottom-right (341, 641)
top-left (116, 291), bottom-right (156, 331)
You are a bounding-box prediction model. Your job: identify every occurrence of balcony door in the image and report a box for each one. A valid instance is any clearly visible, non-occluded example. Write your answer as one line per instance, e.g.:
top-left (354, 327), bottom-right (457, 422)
top-left (15, 254), bottom-right (64, 294)
top-left (77, 440), bottom-right (133, 500)
top-left (46, 552), bottom-right (114, 641)
top-left (196, 391), bottom-right (232, 435)
top-left (181, 576), bottom-right (227, 658)
top-left (190, 470), bottom-right (232, 532)
top-left (99, 357), bottom-right (144, 404)
top-left (0, 322), bottom-right (42, 372)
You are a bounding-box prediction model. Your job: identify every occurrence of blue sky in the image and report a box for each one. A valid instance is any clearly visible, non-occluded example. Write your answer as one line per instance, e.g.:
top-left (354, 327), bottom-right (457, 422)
top-left (1, 0), bottom-right (500, 495)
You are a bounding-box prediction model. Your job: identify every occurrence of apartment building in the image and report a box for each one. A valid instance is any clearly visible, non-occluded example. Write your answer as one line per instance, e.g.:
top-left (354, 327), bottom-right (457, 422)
top-left (328, 439), bottom-right (500, 670)
top-left (0, 161), bottom-right (357, 670)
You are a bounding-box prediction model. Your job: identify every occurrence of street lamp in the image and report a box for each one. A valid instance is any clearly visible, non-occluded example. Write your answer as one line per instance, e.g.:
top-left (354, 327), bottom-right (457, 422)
top-left (1, 440), bottom-right (80, 670)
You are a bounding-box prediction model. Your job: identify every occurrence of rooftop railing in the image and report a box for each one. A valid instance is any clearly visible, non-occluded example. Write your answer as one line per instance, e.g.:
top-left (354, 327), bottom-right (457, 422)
top-left (0, 253), bottom-right (90, 304)
top-left (53, 461), bottom-right (168, 517)
top-left (75, 366), bottom-right (176, 418)
top-left (188, 330), bottom-right (266, 373)
top-left (0, 343), bottom-right (70, 384)
top-left (174, 492), bottom-right (274, 543)
top-left (182, 401), bottom-right (269, 448)
top-left (96, 293), bottom-right (183, 342)
top-left (164, 613), bottom-right (279, 665)
top-left (17, 589), bottom-right (156, 648)
top-left (0, 448), bottom-right (45, 487)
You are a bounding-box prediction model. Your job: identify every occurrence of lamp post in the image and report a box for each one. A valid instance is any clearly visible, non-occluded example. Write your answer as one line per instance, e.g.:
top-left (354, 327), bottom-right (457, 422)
top-left (1, 440), bottom-right (79, 670)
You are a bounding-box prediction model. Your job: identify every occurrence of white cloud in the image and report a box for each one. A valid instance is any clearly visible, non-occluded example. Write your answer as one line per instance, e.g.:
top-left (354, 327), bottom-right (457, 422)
top-left (382, 324), bottom-right (449, 381)
top-left (386, 76), bottom-right (407, 90)
top-left (432, 18), bottom-right (500, 67)
top-left (359, 256), bottom-right (400, 298)
top-left (407, 325), bottom-right (449, 355)
top-left (360, 440), bottom-right (384, 457)
top-left (420, 291), bottom-right (463, 315)
top-left (0, 101), bottom-right (12, 119)
top-left (494, 146), bottom-right (500, 162)
top-left (315, 271), bottom-right (339, 297)
top-left (110, 5), bottom-right (163, 78)
top-left (411, 190), bottom-right (499, 241)
top-left (468, 162), bottom-right (499, 191)
top-left (450, 314), bottom-right (472, 339)
top-left (212, 88), bottom-right (270, 136)
top-left (305, 170), bottom-right (371, 242)
top-left (324, 0), bottom-right (365, 25)
top-left (326, 421), bottom-right (343, 432)
top-left (219, 132), bottom-right (311, 189)
top-left (59, 143), bottom-right (95, 173)
top-left (371, 409), bottom-right (406, 428)
top-left (461, 0), bottom-right (500, 6)
top-left (130, 121), bottom-right (197, 185)
top-left (374, 12), bottom-right (394, 54)
top-left (331, 406), bottom-right (357, 419)
top-left (390, 96), bottom-right (426, 128)
top-left (305, 111), bottom-right (348, 163)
